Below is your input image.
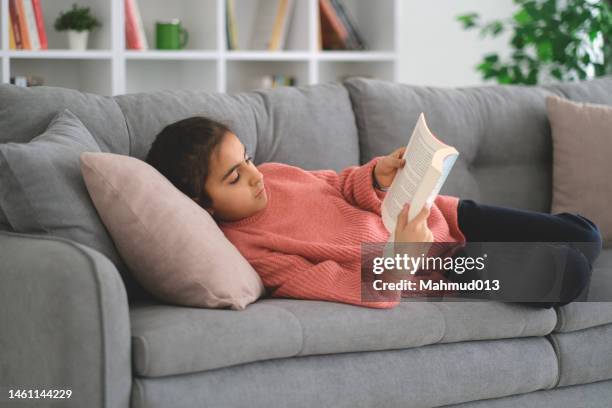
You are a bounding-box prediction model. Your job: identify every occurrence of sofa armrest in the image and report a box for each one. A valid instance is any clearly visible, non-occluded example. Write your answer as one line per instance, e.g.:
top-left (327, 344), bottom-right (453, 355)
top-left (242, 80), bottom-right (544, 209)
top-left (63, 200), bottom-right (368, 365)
top-left (0, 231), bottom-right (131, 408)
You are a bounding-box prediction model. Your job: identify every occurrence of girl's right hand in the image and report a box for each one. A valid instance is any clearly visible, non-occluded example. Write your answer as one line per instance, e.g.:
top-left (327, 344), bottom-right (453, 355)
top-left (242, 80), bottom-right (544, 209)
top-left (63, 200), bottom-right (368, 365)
top-left (394, 203), bottom-right (434, 244)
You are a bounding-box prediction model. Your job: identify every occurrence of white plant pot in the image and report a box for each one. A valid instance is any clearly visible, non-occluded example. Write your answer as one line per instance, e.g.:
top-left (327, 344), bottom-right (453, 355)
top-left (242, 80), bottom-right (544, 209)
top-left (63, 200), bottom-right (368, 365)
top-left (67, 30), bottom-right (89, 50)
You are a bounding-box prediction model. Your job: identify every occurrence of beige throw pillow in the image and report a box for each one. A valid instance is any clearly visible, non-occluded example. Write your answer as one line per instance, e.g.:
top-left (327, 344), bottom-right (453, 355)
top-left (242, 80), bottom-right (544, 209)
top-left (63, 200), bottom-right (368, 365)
top-left (546, 95), bottom-right (612, 246)
top-left (80, 152), bottom-right (265, 310)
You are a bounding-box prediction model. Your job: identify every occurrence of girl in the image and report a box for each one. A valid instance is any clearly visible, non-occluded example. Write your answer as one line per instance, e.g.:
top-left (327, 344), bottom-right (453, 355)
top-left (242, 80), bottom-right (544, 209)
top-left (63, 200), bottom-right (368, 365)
top-left (145, 116), bottom-right (603, 309)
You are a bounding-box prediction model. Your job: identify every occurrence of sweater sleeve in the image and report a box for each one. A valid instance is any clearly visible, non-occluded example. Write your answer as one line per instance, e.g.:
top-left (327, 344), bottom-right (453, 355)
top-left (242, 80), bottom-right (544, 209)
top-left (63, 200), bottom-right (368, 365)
top-left (250, 252), bottom-right (400, 309)
top-left (310, 157), bottom-right (385, 216)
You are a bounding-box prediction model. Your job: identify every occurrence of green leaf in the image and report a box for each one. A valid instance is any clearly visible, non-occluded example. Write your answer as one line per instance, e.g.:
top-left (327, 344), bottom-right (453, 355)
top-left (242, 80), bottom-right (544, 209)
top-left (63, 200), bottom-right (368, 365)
top-left (457, 13), bottom-right (479, 29)
top-left (477, 61), bottom-right (493, 73)
top-left (514, 9), bottom-right (532, 25)
top-left (536, 41), bottom-right (553, 61)
top-left (498, 67), bottom-right (513, 84)
top-left (485, 53), bottom-right (500, 63)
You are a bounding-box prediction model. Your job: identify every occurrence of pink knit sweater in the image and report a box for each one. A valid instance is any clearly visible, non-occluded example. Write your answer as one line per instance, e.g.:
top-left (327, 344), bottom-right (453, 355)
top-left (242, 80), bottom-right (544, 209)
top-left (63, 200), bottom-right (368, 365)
top-left (219, 157), bottom-right (466, 309)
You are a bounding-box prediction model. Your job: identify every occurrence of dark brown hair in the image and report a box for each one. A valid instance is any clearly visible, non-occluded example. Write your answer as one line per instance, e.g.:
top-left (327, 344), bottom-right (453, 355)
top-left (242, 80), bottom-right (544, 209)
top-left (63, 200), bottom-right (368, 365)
top-left (145, 116), bottom-right (232, 209)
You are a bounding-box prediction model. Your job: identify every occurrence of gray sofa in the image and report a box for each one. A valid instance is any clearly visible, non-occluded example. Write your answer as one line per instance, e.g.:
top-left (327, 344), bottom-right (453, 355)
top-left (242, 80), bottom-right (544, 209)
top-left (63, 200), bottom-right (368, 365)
top-left (1, 76), bottom-right (612, 408)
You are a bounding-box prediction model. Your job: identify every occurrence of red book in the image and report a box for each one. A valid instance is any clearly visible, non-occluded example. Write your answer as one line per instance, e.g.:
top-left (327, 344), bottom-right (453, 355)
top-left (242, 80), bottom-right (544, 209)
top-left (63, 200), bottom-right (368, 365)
top-left (9, 0), bottom-right (23, 49)
top-left (319, 0), bottom-right (348, 50)
top-left (125, 0), bottom-right (144, 50)
top-left (31, 0), bottom-right (48, 49)
top-left (14, 0), bottom-right (31, 50)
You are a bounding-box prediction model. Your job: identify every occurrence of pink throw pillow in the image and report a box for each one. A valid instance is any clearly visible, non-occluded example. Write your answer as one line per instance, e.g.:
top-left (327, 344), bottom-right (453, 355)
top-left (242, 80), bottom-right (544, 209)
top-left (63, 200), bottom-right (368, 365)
top-left (80, 152), bottom-right (265, 310)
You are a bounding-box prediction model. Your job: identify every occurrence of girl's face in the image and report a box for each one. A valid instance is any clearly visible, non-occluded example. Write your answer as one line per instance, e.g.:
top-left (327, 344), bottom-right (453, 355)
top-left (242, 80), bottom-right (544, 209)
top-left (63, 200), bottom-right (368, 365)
top-left (202, 132), bottom-right (268, 222)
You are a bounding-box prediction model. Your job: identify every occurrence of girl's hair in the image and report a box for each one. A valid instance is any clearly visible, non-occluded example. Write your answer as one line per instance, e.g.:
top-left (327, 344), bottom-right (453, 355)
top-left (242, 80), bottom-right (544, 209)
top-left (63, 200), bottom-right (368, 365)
top-left (145, 116), bottom-right (232, 209)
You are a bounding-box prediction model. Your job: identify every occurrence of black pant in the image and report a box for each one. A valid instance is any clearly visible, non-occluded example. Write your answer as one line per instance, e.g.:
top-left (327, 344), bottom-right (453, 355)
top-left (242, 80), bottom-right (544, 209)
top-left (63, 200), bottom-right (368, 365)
top-left (448, 199), bottom-right (603, 308)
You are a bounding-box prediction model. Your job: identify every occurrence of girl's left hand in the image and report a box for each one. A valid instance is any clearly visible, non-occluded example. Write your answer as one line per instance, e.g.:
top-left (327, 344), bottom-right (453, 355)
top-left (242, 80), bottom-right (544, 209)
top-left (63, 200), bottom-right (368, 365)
top-left (374, 146), bottom-right (407, 189)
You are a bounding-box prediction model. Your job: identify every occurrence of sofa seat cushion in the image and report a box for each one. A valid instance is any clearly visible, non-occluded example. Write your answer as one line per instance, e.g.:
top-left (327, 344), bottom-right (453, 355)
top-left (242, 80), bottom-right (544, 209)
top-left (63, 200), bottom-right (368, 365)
top-left (552, 250), bottom-right (612, 333)
top-left (548, 322), bottom-right (612, 387)
top-left (131, 337), bottom-right (558, 408)
top-left (130, 297), bottom-right (556, 377)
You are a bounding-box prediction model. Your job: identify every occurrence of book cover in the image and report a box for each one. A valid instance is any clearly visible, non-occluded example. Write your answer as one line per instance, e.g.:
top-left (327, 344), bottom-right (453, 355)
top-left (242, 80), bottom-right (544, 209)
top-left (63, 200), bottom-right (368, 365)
top-left (9, 0), bottom-right (23, 49)
top-left (319, 0), bottom-right (348, 50)
top-left (330, 0), bottom-right (366, 50)
top-left (124, 0), bottom-right (145, 50)
top-left (269, 0), bottom-right (294, 51)
top-left (133, 0), bottom-right (149, 49)
top-left (9, 14), bottom-right (16, 49)
top-left (14, 0), bottom-right (31, 50)
top-left (22, 0), bottom-right (40, 50)
top-left (31, 0), bottom-right (48, 49)
top-left (249, 0), bottom-right (281, 50)
top-left (227, 0), bottom-right (239, 50)
top-left (381, 113), bottom-right (459, 233)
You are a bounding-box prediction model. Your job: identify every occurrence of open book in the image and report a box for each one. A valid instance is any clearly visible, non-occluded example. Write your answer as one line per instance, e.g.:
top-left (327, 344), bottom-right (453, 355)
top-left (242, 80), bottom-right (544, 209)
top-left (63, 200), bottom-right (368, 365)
top-left (381, 113), bottom-right (459, 234)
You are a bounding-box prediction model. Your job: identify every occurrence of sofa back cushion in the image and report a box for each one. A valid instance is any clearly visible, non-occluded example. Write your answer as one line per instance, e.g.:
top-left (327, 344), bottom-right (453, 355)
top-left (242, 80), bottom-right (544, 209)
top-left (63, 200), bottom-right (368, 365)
top-left (0, 84), bottom-right (131, 232)
top-left (0, 109), bottom-right (148, 300)
top-left (114, 82), bottom-right (360, 172)
top-left (0, 85), bottom-right (129, 152)
top-left (344, 76), bottom-right (612, 213)
top-left (344, 77), bottom-right (553, 212)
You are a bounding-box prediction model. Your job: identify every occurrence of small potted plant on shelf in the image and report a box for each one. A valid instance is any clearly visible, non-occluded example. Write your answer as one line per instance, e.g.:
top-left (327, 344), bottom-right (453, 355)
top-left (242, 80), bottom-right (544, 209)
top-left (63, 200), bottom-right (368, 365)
top-left (54, 3), bottom-right (101, 51)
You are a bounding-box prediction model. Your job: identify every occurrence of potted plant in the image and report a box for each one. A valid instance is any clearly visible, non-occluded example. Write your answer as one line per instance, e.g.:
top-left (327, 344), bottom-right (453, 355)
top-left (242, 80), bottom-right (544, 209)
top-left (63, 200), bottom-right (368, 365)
top-left (457, 0), bottom-right (612, 84)
top-left (54, 4), bottom-right (101, 51)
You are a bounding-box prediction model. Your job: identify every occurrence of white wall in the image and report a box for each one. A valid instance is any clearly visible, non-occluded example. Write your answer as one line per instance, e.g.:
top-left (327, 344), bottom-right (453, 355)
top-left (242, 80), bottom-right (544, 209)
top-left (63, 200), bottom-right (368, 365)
top-left (398, 0), bottom-right (517, 87)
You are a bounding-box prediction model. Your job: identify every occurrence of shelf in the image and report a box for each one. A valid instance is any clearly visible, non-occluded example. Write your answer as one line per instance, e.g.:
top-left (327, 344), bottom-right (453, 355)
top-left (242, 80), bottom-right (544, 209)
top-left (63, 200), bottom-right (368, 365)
top-left (11, 58), bottom-right (112, 95)
top-left (6, 50), bottom-right (113, 59)
top-left (226, 60), bottom-right (309, 93)
top-left (124, 50), bottom-right (218, 60)
top-left (1, 0), bottom-right (399, 95)
top-left (126, 59), bottom-right (218, 94)
top-left (319, 60), bottom-right (394, 83)
top-left (225, 51), bottom-right (311, 61)
top-left (316, 51), bottom-right (397, 61)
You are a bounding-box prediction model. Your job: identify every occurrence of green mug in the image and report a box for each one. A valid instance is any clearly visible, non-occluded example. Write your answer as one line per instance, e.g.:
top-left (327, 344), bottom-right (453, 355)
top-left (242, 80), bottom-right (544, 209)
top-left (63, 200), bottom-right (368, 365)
top-left (156, 19), bottom-right (188, 50)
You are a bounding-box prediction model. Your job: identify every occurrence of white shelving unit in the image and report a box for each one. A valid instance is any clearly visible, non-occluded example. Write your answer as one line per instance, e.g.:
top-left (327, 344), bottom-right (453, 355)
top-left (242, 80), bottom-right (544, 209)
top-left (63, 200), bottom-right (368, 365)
top-left (0, 0), bottom-right (400, 95)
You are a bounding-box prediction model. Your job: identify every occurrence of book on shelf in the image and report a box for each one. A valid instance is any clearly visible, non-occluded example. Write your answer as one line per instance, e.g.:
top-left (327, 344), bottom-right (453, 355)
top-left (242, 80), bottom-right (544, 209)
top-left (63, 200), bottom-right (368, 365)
top-left (9, 14), bottom-right (17, 50)
top-left (268, 0), bottom-right (294, 50)
top-left (319, 0), bottom-right (365, 50)
top-left (250, 0), bottom-right (294, 50)
top-left (9, 1), bottom-right (22, 49)
top-left (125, 0), bottom-right (148, 50)
top-left (31, 0), bottom-right (48, 49)
top-left (8, 0), bottom-right (47, 50)
top-left (319, 0), bottom-right (348, 50)
top-left (226, 0), bottom-right (239, 50)
top-left (330, 0), bottom-right (366, 50)
top-left (381, 113), bottom-right (459, 234)
top-left (22, 0), bottom-right (40, 50)
top-left (14, 0), bottom-right (31, 50)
